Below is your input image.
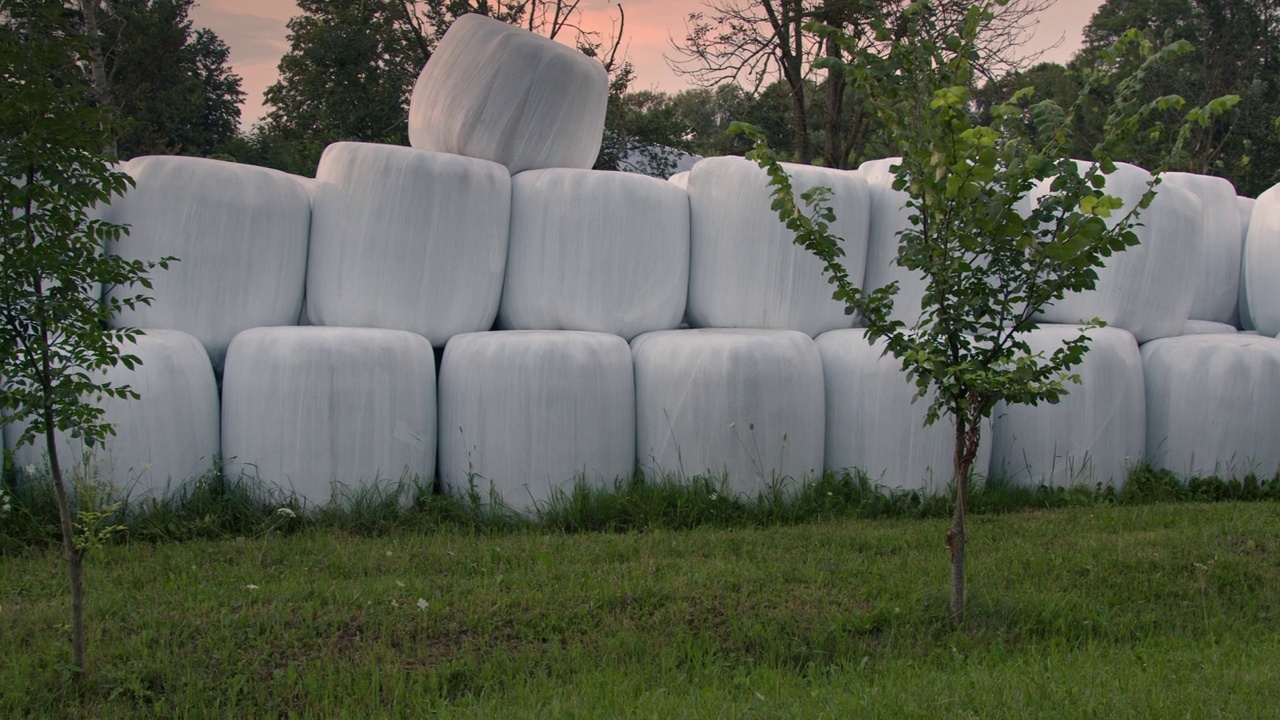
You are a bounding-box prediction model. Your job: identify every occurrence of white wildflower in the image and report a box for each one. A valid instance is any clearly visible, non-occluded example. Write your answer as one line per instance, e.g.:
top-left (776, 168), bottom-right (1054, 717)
top-left (417, 598), bottom-right (428, 612)
top-left (275, 507), bottom-right (296, 519)
top-left (24, 464), bottom-right (36, 476)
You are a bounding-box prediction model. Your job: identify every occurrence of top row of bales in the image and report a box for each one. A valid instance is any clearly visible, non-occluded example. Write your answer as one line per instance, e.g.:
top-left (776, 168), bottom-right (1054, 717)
top-left (102, 152), bottom-right (1274, 376)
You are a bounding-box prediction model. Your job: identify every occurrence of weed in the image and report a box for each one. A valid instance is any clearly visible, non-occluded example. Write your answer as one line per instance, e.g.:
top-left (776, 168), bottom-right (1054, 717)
top-left (2, 459), bottom-right (1277, 554)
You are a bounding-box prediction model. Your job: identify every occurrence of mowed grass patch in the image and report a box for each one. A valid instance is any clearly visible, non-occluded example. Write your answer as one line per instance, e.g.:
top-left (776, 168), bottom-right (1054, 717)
top-left (2, 502), bottom-right (1278, 717)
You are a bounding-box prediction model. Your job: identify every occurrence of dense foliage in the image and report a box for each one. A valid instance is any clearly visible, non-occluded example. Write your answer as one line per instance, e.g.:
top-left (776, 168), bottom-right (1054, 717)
top-left (98, 0), bottom-right (244, 158)
top-left (258, 0), bottom-right (434, 175)
top-left (977, 0), bottom-right (1280, 196)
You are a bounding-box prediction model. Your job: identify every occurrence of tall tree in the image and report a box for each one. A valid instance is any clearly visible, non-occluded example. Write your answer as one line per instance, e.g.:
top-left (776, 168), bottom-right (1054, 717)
top-left (669, 83), bottom-right (792, 157)
top-left (262, 0), bottom-right (432, 175)
top-left (669, 0), bottom-right (1051, 168)
top-left (1070, 0), bottom-right (1280, 196)
top-left (594, 68), bottom-right (693, 176)
top-left (96, 0), bottom-right (245, 158)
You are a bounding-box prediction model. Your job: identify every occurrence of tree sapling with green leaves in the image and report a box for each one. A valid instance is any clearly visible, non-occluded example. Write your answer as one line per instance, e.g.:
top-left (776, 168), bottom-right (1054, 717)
top-left (1, 0), bottom-right (173, 680)
top-left (737, 0), bottom-right (1237, 620)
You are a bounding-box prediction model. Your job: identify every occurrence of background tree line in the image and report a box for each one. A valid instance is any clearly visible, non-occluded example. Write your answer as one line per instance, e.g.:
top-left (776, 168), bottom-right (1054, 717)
top-left (38, 0), bottom-right (246, 160)
top-left (27, 0), bottom-right (1280, 196)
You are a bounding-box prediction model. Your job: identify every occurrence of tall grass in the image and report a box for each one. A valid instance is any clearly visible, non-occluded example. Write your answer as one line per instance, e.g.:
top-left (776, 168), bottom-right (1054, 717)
top-left (3, 458), bottom-right (1277, 554)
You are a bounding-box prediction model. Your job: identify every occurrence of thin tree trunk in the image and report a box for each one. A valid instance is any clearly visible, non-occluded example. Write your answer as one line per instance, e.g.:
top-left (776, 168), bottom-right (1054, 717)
top-left (26, 169), bottom-right (89, 681)
top-left (77, 0), bottom-right (116, 158)
top-left (823, 34), bottom-right (844, 168)
top-left (41, 353), bottom-right (86, 681)
top-left (760, 0), bottom-right (811, 163)
top-left (789, 78), bottom-right (810, 164)
top-left (948, 408), bottom-right (982, 622)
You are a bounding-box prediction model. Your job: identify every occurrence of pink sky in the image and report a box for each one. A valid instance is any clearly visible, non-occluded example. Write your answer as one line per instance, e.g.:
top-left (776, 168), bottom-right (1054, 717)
top-left (189, 0), bottom-right (1106, 130)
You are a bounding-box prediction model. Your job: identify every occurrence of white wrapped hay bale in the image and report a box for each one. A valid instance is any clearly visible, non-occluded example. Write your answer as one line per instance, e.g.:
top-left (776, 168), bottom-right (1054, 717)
top-left (1031, 162), bottom-right (1202, 343)
top-left (499, 169), bottom-right (688, 340)
top-left (1180, 320), bottom-right (1237, 336)
top-left (1162, 172), bottom-right (1241, 324)
top-left (1241, 185), bottom-right (1280, 335)
top-left (5, 330), bottom-right (219, 497)
top-left (858, 157), bottom-right (924, 325)
top-left (990, 325), bottom-right (1145, 487)
top-left (105, 156), bottom-right (311, 371)
top-left (306, 142), bottom-right (511, 346)
top-left (221, 327), bottom-right (436, 506)
top-left (437, 330), bottom-right (635, 512)
top-left (1238, 196), bottom-right (1257, 330)
top-left (408, 14), bottom-right (607, 173)
top-left (668, 171), bottom-right (690, 189)
top-left (685, 157), bottom-right (869, 336)
top-left (1143, 334), bottom-right (1280, 479)
top-left (816, 329), bottom-right (991, 491)
top-left (632, 329), bottom-right (825, 495)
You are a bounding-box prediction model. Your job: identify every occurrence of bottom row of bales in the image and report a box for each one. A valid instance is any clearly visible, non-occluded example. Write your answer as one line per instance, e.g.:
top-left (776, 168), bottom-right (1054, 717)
top-left (7, 325), bottom-right (1280, 511)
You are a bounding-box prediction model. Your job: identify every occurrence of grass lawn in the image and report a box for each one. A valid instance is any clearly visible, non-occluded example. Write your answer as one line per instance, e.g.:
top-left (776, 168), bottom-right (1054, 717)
top-left (2, 501), bottom-right (1278, 717)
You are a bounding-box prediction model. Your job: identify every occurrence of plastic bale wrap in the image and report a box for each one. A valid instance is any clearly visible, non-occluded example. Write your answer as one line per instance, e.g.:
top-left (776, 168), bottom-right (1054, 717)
top-left (105, 156), bottom-right (311, 371)
top-left (668, 171), bottom-right (690, 189)
top-left (631, 329), bottom-right (825, 496)
top-left (437, 330), bottom-right (634, 512)
top-left (306, 142), bottom-right (511, 346)
top-left (408, 14), bottom-right (607, 173)
top-left (816, 329), bottom-right (992, 492)
top-left (221, 327), bottom-right (436, 506)
top-left (499, 169), bottom-right (689, 340)
top-left (1162, 172), bottom-right (1241, 324)
top-left (859, 157), bottom-right (924, 325)
top-left (1028, 162), bottom-right (1202, 342)
top-left (1238, 196), bottom-right (1257, 330)
top-left (1240, 187), bottom-right (1280, 335)
top-left (989, 325), bottom-right (1145, 487)
top-left (685, 157), bottom-right (869, 336)
top-left (1181, 320), bottom-right (1237, 335)
top-left (1143, 333), bottom-right (1280, 479)
top-left (5, 330), bottom-right (219, 498)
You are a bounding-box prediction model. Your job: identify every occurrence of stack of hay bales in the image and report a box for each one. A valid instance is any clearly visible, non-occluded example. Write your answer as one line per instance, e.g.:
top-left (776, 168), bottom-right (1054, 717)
top-left (12, 13), bottom-right (1280, 508)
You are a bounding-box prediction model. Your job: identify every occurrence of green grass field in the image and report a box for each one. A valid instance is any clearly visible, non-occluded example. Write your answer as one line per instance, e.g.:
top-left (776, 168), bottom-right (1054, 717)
top-left (3, 498), bottom-right (1278, 717)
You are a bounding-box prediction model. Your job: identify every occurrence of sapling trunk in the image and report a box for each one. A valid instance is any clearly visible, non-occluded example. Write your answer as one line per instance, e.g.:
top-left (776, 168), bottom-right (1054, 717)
top-left (42, 374), bottom-right (86, 681)
top-left (948, 411), bottom-right (983, 622)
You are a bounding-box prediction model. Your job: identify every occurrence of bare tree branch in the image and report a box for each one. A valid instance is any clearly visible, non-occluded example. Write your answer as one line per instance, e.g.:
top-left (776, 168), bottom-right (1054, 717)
top-left (666, 0), bottom-right (1057, 166)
